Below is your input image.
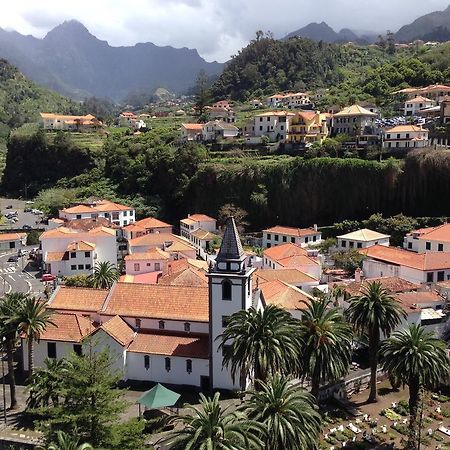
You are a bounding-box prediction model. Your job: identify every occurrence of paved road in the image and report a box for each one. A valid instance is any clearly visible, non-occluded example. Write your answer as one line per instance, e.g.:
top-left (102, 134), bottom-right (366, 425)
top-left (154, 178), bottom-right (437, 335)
top-left (0, 197), bottom-right (44, 231)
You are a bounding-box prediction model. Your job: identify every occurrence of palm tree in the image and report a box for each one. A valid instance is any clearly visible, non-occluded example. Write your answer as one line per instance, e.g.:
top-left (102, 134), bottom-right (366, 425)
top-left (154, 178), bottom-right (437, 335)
top-left (90, 262), bottom-right (119, 289)
top-left (380, 325), bottom-right (450, 450)
top-left (160, 392), bottom-right (263, 450)
top-left (0, 292), bottom-right (28, 408)
top-left (345, 281), bottom-right (405, 402)
top-left (13, 296), bottom-right (56, 377)
top-left (242, 374), bottom-right (322, 450)
top-left (37, 431), bottom-right (93, 450)
top-left (300, 297), bottom-right (353, 399)
top-left (219, 305), bottom-right (303, 387)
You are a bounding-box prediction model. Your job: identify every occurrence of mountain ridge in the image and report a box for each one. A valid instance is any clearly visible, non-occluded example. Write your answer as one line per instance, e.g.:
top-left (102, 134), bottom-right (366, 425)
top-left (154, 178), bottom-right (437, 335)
top-left (0, 20), bottom-right (223, 102)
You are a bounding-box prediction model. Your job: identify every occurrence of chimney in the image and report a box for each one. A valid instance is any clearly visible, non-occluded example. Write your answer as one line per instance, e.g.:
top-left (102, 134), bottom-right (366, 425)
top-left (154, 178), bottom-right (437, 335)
top-left (354, 268), bottom-right (363, 283)
top-left (313, 224), bottom-right (318, 231)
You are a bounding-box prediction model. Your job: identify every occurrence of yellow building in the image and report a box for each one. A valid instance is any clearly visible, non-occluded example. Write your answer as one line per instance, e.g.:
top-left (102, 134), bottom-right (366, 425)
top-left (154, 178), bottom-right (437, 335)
top-left (287, 111), bottom-right (329, 145)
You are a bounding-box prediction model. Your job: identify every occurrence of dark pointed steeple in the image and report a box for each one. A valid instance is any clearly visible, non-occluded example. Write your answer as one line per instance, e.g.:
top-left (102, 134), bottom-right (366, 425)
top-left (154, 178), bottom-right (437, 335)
top-left (216, 217), bottom-right (244, 262)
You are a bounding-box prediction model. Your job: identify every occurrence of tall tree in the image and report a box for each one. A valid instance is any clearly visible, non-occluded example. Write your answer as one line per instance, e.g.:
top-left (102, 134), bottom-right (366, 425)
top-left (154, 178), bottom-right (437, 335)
top-left (13, 296), bottom-right (56, 377)
top-left (242, 374), bottom-right (322, 450)
top-left (194, 70), bottom-right (211, 120)
top-left (345, 281), bottom-right (405, 403)
top-left (161, 392), bottom-right (263, 450)
top-left (0, 292), bottom-right (29, 408)
top-left (90, 262), bottom-right (119, 289)
top-left (219, 305), bottom-right (303, 387)
top-left (380, 325), bottom-right (450, 450)
top-left (300, 298), bottom-right (353, 399)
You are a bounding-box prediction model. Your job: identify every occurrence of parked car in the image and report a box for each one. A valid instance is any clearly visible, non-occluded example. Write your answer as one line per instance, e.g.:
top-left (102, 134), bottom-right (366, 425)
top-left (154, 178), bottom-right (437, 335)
top-left (41, 274), bottom-right (56, 282)
top-left (32, 209), bottom-right (44, 215)
top-left (5, 205), bottom-right (12, 209)
top-left (24, 208), bottom-right (32, 213)
top-left (22, 224), bottom-right (32, 230)
top-left (7, 255), bottom-right (18, 262)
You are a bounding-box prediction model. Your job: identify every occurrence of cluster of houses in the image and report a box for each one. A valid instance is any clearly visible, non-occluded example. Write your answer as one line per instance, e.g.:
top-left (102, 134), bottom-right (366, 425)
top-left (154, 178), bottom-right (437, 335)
top-left (16, 192), bottom-right (448, 393)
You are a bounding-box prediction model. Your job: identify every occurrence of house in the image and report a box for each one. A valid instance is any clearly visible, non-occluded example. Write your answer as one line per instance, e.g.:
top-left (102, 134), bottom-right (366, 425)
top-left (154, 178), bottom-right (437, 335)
top-left (361, 245), bottom-right (450, 284)
top-left (331, 105), bottom-right (378, 139)
top-left (180, 214), bottom-right (217, 239)
top-left (202, 121), bottom-right (239, 141)
top-left (0, 232), bottom-right (27, 251)
top-left (213, 100), bottom-right (232, 109)
top-left (263, 244), bottom-right (321, 279)
top-left (254, 268), bottom-right (319, 293)
top-left (123, 217), bottom-right (172, 240)
top-left (287, 111), bottom-right (329, 145)
top-left (383, 125), bottom-right (429, 149)
top-left (440, 96), bottom-right (450, 124)
top-left (40, 226), bottom-right (117, 277)
top-left (404, 96), bottom-right (434, 116)
top-left (159, 259), bottom-right (208, 287)
top-left (180, 123), bottom-right (203, 141)
top-left (404, 223), bottom-right (450, 253)
top-left (283, 92), bottom-right (313, 109)
top-left (124, 248), bottom-right (171, 275)
top-left (118, 111), bottom-right (138, 127)
top-left (356, 101), bottom-right (380, 116)
top-left (248, 111), bottom-right (295, 142)
top-left (59, 200), bottom-right (135, 227)
top-left (262, 226), bottom-right (321, 248)
top-left (40, 113), bottom-right (103, 132)
top-left (128, 233), bottom-right (197, 260)
top-left (250, 99), bottom-right (263, 108)
top-left (205, 106), bottom-right (236, 123)
top-left (394, 84), bottom-right (450, 104)
top-left (336, 228), bottom-right (390, 250)
top-left (266, 94), bottom-right (285, 108)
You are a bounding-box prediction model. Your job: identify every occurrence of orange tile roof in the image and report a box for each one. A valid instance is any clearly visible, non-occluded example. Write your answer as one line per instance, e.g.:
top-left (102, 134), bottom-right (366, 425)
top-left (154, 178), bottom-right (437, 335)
top-left (39, 313), bottom-right (93, 343)
top-left (93, 200), bottom-right (132, 212)
top-left (361, 245), bottom-right (450, 271)
top-left (64, 218), bottom-right (116, 231)
top-left (125, 248), bottom-right (170, 261)
top-left (102, 283), bottom-right (209, 322)
top-left (132, 217), bottom-right (172, 230)
top-left (263, 243), bottom-right (308, 260)
top-left (46, 251), bottom-right (68, 262)
top-left (385, 125), bottom-right (425, 133)
top-left (119, 272), bottom-right (161, 284)
top-left (40, 226), bottom-right (115, 240)
top-left (48, 286), bottom-right (109, 312)
top-left (61, 204), bottom-right (96, 214)
top-left (167, 258), bottom-right (208, 273)
top-left (254, 268), bottom-right (317, 285)
top-left (185, 214), bottom-right (216, 222)
top-left (260, 280), bottom-right (313, 311)
top-left (416, 223), bottom-right (450, 243)
top-left (159, 267), bottom-right (208, 287)
top-left (128, 232), bottom-right (191, 248)
top-left (395, 291), bottom-right (444, 312)
top-left (408, 96), bottom-right (433, 103)
top-left (340, 276), bottom-right (420, 296)
top-left (190, 228), bottom-right (217, 240)
top-left (334, 104), bottom-right (377, 117)
top-left (66, 241), bottom-right (95, 252)
top-left (128, 332), bottom-right (209, 358)
top-left (182, 123), bottom-right (204, 131)
top-left (99, 315), bottom-right (135, 346)
top-left (277, 255), bottom-right (320, 268)
top-left (255, 111), bottom-right (295, 117)
top-left (264, 226), bottom-right (319, 237)
top-left (0, 232), bottom-right (27, 242)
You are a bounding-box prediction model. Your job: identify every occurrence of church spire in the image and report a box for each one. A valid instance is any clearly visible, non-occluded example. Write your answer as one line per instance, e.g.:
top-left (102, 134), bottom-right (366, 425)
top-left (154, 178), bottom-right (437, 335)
top-left (216, 217), bottom-right (244, 262)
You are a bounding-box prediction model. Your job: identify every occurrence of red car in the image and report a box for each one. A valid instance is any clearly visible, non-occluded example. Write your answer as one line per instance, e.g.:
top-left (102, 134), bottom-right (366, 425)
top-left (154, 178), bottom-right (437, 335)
top-left (41, 274), bottom-right (56, 282)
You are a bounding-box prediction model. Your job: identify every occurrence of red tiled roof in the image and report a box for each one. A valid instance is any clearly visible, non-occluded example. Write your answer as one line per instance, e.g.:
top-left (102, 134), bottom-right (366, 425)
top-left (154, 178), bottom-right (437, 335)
top-left (99, 315), bottom-right (135, 346)
top-left (125, 248), bottom-right (170, 261)
top-left (395, 291), bottom-right (444, 312)
top-left (415, 223), bottom-right (450, 244)
top-left (263, 226), bottom-right (319, 237)
top-left (260, 280), bottom-right (312, 311)
top-left (48, 286), bottom-right (109, 313)
top-left (128, 332), bottom-right (209, 358)
top-left (254, 268), bottom-right (317, 284)
top-left (129, 217), bottom-right (172, 230)
top-left (263, 243), bottom-right (308, 260)
top-left (39, 313), bottom-right (93, 343)
top-left (158, 267), bottom-right (208, 287)
top-left (340, 277), bottom-right (420, 296)
top-left (119, 272), bottom-right (161, 284)
top-left (185, 214), bottom-right (216, 222)
top-left (0, 232), bottom-right (27, 242)
top-left (102, 283), bottom-right (209, 322)
top-left (276, 255), bottom-right (320, 268)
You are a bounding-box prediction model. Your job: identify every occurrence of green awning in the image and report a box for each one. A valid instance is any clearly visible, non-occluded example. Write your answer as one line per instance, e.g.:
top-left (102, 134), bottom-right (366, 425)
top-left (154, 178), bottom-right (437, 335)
top-left (137, 383), bottom-right (180, 409)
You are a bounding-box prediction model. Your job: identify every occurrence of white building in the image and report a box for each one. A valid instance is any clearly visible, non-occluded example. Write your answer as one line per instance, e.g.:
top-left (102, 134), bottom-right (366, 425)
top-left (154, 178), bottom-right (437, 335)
top-left (202, 121), bottom-right (239, 141)
top-left (362, 245), bottom-right (450, 284)
top-left (180, 214), bottom-right (217, 239)
top-left (262, 225), bottom-right (321, 248)
top-left (266, 94), bottom-right (285, 108)
top-left (404, 96), bottom-right (434, 116)
top-left (0, 232), bottom-right (27, 251)
top-left (180, 123), bottom-right (203, 141)
top-left (59, 200), bottom-right (135, 227)
top-left (404, 223), bottom-right (450, 253)
top-left (123, 217), bottom-right (172, 240)
top-left (383, 125), bottom-right (429, 149)
top-left (283, 92), bottom-right (312, 109)
top-left (40, 226), bottom-right (117, 277)
top-left (336, 228), bottom-right (390, 250)
top-left (40, 113), bottom-right (103, 131)
top-left (246, 111), bottom-right (295, 142)
top-left (124, 248), bottom-right (170, 275)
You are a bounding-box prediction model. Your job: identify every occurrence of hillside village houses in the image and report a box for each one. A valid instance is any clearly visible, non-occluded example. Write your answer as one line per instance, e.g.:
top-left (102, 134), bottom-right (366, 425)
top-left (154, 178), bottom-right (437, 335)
top-left (394, 84), bottom-right (450, 104)
top-left (117, 111), bottom-right (147, 130)
top-left (0, 232), bottom-right (27, 251)
top-left (287, 111), bottom-right (329, 145)
top-left (180, 123), bottom-right (203, 141)
top-left (336, 228), bottom-right (390, 250)
top-left (262, 225), bottom-right (322, 248)
top-left (202, 120), bottom-right (239, 141)
top-left (244, 111), bottom-right (295, 143)
top-left (404, 96), bottom-right (434, 116)
top-left (382, 125), bottom-right (429, 148)
top-left (404, 223), bottom-right (450, 253)
top-left (204, 106), bottom-right (236, 123)
top-left (40, 113), bottom-right (103, 132)
top-left (122, 217), bottom-right (172, 240)
top-left (440, 96), bottom-right (450, 124)
top-left (266, 92), bottom-right (313, 109)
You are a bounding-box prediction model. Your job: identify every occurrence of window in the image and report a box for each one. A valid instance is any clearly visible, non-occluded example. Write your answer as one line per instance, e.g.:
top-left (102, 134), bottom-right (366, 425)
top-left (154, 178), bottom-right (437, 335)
top-left (291, 237), bottom-right (295, 243)
top-left (437, 271), bottom-right (445, 282)
top-left (357, 243), bottom-right (362, 249)
top-left (426, 242), bottom-right (431, 251)
top-left (313, 235), bottom-right (317, 242)
top-left (266, 234), bottom-right (271, 240)
top-left (78, 264), bottom-right (84, 270)
top-left (144, 355), bottom-right (150, 370)
top-left (222, 280), bottom-right (232, 301)
top-left (47, 342), bottom-right (57, 359)
top-left (305, 237), bottom-right (309, 243)
top-left (274, 235), bottom-right (279, 242)
top-left (84, 251), bottom-right (90, 258)
top-left (427, 272), bottom-right (434, 283)
top-left (71, 265), bottom-right (76, 270)
top-left (73, 344), bottom-right (82, 356)
top-left (70, 252), bottom-right (76, 259)
top-left (159, 320), bottom-right (165, 330)
top-left (135, 318), bottom-right (141, 328)
top-left (222, 315), bottom-right (230, 328)
top-left (134, 263), bottom-right (140, 271)
top-left (184, 322), bottom-right (191, 332)
top-left (186, 359), bottom-right (192, 373)
top-left (408, 242), bottom-right (412, 249)
top-left (165, 357), bottom-right (171, 371)
top-left (341, 240), bottom-right (347, 248)
top-left (349, 242), bottom-right (354, 248)
top-left (76, 214), bottom-right (82, 219)
top-left (155, 263), bottom-right (161, 271)
top-left (85, 264), bottom-right (91, 270)
top-left (282, 236), bottom-right (287, 242)
top-left (438, 243), bottom-right (444, 252)
top-left (267, 243), bottom-right (271, 248)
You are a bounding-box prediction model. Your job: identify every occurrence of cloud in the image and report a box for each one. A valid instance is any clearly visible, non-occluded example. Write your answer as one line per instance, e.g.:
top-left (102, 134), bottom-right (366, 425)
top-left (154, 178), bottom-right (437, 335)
top-left (0, 0), bottom-right (449, 62)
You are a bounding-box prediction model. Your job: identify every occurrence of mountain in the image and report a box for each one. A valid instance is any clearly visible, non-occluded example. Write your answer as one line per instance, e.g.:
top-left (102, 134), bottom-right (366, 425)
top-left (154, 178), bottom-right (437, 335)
top-left (284, 21), bottom-right (371, 44)
top-left (395, 4), bottom-right (450, 42)
top-left (0, 20), bottom-right (223, 102)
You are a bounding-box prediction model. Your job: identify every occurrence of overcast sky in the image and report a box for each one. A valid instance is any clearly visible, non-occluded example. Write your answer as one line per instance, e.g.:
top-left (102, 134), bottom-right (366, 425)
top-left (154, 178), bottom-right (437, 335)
top-left (1, 0), bottom-right (449, 62)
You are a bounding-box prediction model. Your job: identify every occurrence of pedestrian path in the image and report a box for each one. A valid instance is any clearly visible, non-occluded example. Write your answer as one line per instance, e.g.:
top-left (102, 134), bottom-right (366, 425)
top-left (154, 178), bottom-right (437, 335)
top-left (0, 266), bottom-right (16, 274)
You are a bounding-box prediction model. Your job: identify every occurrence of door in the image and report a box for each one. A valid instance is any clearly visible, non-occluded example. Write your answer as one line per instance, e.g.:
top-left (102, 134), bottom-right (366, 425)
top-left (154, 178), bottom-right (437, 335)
top-left (200, 376), bottom-right (210, 392)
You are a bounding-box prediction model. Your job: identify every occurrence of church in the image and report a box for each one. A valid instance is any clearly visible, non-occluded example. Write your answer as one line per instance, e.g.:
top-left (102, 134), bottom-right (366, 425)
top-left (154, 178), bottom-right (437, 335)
top-left (22, 217), bottom-right (263, 391)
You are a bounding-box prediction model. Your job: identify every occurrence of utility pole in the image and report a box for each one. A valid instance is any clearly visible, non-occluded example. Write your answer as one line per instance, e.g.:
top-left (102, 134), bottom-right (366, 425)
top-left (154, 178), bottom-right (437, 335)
top-left (1, 340), bottom-right (6, 424)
